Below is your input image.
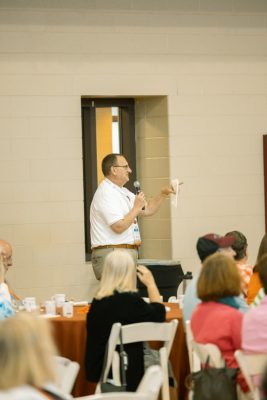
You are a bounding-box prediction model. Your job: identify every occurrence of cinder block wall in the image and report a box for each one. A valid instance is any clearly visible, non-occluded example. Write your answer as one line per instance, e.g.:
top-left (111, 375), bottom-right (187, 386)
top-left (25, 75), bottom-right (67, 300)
top-left (0, 0), bottom-right (266, 301)
top-left (136, 97), bottom-right (172, 260)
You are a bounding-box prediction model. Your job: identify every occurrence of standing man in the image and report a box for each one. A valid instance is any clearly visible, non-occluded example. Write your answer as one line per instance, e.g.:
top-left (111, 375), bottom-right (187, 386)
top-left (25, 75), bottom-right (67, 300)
top-left (90, 153), bottom-right (175, 280)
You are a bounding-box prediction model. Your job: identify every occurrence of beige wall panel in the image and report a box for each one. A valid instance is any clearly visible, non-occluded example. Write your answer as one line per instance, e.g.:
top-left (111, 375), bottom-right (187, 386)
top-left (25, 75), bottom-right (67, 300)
top-left (31, 244), bottom-right (85, 269)
top-left (28, 202), bottom-right (83, 224)
top-left (11, 138), bottom-right (48, 159)
top-left (75, 75), bottom-right (174, 97)
top-left (136, 96), bottom-right (172, 261)
top-left (139, 239), bottom-right (165, 259)
top-left (141, 219), bottom-right (171, 240)
top-left (48, 138), bottom-right (82, 159)
top-left (0, 75), bottom-right (73, 96)
top-left (0, 138), bottom-right (11, 159)
top-left (12, 96), bottom-right (80, 117)
top-left (0, 117), bottom-right (29, 138)
top-left (50, 222), bottom-right (84, 244)
top-left (170, 134), bottom-right (260, 157)
top-left (136, 117), bottom-right (169, 139)
top-left (138, 158), bottom-right (170, 179)
top-left (176, 75), bottom-right (267, 95)
top-left (29, 159), bottom-right (82, 181)
top-left (28, 117), bottom-right (81, 139)
top-left (0, 160), bottom-right (29, 180)
top-left (48, 181), bottom-right (84, 201)
top-left (11, 224), bottom-right (51, 246)
top-left (136, 138), bottom-right (169, 158)
top-left (168, 114), bottom-right (267, 137)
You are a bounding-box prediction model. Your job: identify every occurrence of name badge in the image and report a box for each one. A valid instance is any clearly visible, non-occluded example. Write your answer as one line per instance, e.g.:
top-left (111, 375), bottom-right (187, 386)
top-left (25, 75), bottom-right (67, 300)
top-left (133, 220), bottom-right (141, 246)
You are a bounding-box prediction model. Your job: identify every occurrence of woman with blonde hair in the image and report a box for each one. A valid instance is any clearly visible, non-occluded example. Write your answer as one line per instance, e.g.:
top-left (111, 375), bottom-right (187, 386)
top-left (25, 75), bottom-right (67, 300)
top-left (0, 312), bottom-right (71, 399)
top-left (191, 253), bottom-right (249, 393)
top-left (85, 249), bottom-right (165, 391)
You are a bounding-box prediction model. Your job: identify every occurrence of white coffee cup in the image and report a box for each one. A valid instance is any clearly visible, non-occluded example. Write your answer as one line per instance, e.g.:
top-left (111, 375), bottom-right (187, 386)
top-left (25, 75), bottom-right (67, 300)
top-left (142, 295), bottom-right (163, 303)
top-left (177, 294), bottom-right (184, 309)
top-left (168, 296), bottom-right (179, 303)
top-left (52, 294), bottom-right (66, 307)
top-left (45, 300), bottom-right (56, 315)
top-left (62, 301), bottom-right (73, 318)
top-left (23, 297), bottom-right (37, 312)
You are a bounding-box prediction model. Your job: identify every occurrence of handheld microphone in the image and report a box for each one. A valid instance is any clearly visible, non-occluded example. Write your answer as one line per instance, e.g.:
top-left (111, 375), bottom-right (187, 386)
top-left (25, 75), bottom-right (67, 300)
top-left (133, 180), bottom-right (141, 194)
top-left (133, 180), bottom-right (145, 210)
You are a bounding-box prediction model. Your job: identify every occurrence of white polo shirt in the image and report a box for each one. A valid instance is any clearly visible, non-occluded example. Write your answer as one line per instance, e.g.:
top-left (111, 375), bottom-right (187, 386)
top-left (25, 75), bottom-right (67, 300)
top-left (90, 178), bottom-right (139, 248)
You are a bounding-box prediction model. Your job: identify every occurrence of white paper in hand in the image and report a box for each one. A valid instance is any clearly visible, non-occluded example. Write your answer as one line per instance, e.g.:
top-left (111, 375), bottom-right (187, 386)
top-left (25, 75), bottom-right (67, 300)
top-left (171, 178), bottom-right (181, 208)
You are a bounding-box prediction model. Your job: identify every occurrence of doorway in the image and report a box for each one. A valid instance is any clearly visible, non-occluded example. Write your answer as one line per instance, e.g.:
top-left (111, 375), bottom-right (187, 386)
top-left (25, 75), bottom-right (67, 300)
top-left (81, 98), bottom-right (136, 260)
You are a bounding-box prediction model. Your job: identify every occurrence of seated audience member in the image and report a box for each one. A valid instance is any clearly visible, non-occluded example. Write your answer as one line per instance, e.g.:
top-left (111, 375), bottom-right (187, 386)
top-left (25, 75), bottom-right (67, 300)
top-left (0, 313), bottom-right (71, 400)
top-left (183, 233), bottom-right (248, 322)
top-left (191, 253), bottom-right (249, 393)
top-left (0, 257), bottom-right (14, 319)
top-left (247, 233), bottom-right (267, 305)
top-left (85, 249), bottom-right (166, 391)
top-left (226, 230), bottom-right (252, 297)
top-left (261, 365), bottom-right (267, 400)
top-left (242, 253), bottom-right (267, 352)
top-left (0, 239), bottom-right (20, 301)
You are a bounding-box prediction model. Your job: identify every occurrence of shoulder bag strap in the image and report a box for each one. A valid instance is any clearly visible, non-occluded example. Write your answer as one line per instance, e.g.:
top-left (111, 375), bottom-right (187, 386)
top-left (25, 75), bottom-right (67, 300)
top-left (100, 326), bottom-right (128, 386)
top-left (118, 328), bottom-right (128, 386)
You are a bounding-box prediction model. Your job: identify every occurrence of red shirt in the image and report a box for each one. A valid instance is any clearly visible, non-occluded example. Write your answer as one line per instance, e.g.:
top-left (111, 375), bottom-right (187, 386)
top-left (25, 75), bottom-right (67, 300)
top-left (191, 301), bottom-right (248, 392)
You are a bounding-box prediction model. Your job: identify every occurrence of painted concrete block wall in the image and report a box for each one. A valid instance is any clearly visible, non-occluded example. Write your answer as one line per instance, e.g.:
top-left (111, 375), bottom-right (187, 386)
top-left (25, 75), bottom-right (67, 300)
top-left (136, 96), bottom-right (172, 260)
top-left (0, 0), bottom-right (266, 300)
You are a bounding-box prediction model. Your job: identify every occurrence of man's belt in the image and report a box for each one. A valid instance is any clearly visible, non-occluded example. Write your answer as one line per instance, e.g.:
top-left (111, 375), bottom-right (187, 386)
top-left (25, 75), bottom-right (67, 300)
top-left (92, 244), bottom-right (139, 250)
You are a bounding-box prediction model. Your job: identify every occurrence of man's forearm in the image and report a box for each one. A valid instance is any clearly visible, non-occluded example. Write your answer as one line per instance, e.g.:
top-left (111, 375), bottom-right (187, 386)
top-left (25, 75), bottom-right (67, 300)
top-left (111, 206), bottom-right (141, 234)
top-left (143, 193), bottom-right (167, 216)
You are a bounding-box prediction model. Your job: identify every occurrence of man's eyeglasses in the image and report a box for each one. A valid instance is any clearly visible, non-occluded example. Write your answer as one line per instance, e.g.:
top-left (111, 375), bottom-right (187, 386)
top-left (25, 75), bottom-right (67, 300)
top-left (113, 165), bottom-right (129, 169)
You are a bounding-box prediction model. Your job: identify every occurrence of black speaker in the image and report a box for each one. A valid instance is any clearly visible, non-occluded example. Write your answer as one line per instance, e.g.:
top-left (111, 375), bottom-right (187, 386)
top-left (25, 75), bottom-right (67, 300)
top-left (136, 259), bottom-right (184, 302)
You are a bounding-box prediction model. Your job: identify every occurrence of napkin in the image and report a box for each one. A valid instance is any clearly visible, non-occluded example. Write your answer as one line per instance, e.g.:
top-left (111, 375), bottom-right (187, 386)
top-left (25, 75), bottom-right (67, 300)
top-left (72, 301), bottom-right (89, 306)
top-left (171, 178), bottom-right (182, 208)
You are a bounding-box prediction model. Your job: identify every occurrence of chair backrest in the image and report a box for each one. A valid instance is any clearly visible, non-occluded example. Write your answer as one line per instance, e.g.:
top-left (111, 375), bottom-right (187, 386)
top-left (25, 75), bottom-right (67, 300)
top-left (235, 350), bottom-right (267, 400)
top-left (120, 320), bottom-right (178, 356)
top-left (185, 320), bottom-right (201, 372)
top-left (54, 355), bottom-right (80, 394)
top-left (101, 322), bottom-right (122, 383)
top-left (137, 365), bottom-right (163, 400)
top-left (99, 320), bottom-right (178, 400)
top-left (75, 394), bottom-right (152, 400)
top-left (192, 341), bottom-right (225, 368)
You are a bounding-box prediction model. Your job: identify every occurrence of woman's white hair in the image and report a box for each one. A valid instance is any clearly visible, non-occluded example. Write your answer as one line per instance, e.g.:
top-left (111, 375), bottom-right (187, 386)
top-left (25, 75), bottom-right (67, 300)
top-left (95, 249), bottom-right (137, 299)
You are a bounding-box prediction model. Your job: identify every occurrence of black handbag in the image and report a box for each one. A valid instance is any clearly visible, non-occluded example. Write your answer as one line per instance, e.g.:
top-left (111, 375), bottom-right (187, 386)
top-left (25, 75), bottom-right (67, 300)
top-left (190, 357), bottom-right (239, 400)
top-left (100, 327), bottom-right (128, 393)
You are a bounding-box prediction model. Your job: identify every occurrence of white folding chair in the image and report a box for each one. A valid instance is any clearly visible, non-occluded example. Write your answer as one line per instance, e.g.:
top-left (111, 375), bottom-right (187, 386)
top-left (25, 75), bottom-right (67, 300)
top-left (185, 320), bottom-right (201, 372)
top-left (74, 394), bottom-right (152, 400)
top-left (186, 341), bottom-right (225, 400)
top-left (192, 341), bottom-right (225, 368)
top-left (97, 320), bottom-right (178, 400)
top-left (54, 355), bottom-right (80, 394)
top-left (137, 365), bottom-right (163, 400)
top-left (235, 350), bottom-right (267, 400)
